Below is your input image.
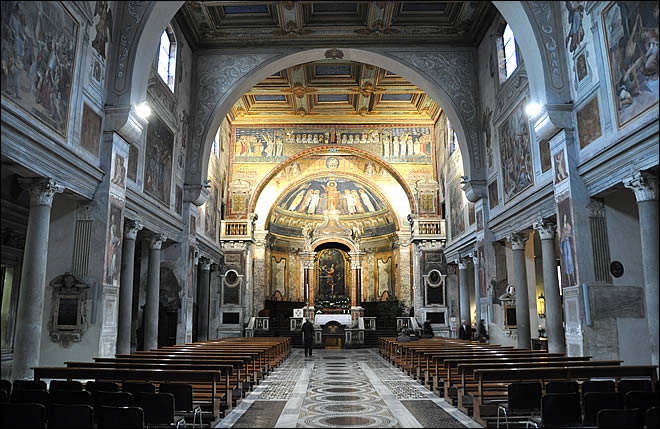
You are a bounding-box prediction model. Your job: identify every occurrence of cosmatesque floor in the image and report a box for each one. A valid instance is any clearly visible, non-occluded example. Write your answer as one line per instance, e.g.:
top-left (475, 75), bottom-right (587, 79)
top-left (217, 348), bottom-right (483, 428)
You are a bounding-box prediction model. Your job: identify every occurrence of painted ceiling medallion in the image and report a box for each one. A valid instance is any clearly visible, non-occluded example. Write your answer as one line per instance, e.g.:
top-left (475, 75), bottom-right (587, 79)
top-left (325, 48), bottom-right (344, 60)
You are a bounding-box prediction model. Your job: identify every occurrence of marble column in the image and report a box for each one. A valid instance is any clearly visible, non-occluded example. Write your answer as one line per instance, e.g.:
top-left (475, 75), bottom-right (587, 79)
top-left (624, 171), bottom-right (659, 366)
top-left (12, 178), bottom-right (63, 380)
top-left (533, 219), bottom-right (565, 354)
top-left (471, 253), bottom-right (481, 326)
top-left (508, 232), bottom-right (531, 349)
top-left (143, 234), bottom-right (166, 350)
top-left (458, 259), bottom-right (470, 326)
top-left (197, 257), bottom-right (211, 342)
top-left (117, 220), bottom-right (143, 355)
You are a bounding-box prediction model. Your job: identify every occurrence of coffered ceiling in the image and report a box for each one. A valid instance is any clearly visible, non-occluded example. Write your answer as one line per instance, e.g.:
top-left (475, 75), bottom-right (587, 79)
top-left (228, 60), bottom-right (441, 124)
top-left (175, 1), bottom-right (497, 49)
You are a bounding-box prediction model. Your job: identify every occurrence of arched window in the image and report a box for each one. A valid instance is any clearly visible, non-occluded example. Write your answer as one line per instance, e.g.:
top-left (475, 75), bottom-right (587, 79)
top-left (498, 24), bottom-right (518, 82)
top-left (447, 117), bottom-right (457, 156)
top-left (212, 129), bottom-right (220, 158)
top-left (157, 27), bottom-right (176, 92)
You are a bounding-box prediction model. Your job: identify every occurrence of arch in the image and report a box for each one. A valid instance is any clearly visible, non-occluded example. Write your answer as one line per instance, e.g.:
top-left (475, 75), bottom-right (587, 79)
top-left (114, 2), bottom-right (567, 198)
top-left (262, 171), bottom-right (402, 231)
top-left (250, 145), bottom-right (418, 214)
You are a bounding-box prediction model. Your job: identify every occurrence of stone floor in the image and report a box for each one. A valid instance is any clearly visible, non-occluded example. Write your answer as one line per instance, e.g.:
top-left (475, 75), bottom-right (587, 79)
top-left (217, 348), bottom-right (482, 428)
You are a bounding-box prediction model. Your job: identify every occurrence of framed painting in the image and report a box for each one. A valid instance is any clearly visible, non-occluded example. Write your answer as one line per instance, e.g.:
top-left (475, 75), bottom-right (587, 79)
top-left (557, 195), bottom-right (578, 287)
top-left (602, 1), bottom-right (659, 128)
top-left (448, 176), bottom-right (465, 239)
top-left (498, 100), bottom-right (534, 202)
top-left (144, 115), bottom-right (174, 206)
top-left (488, 179), bottom-right (499, 210)
top-left (316, 248), bottom-right (349, 297)
top-left (1, 1), bottom-right (79, 138)
top-left (576, 96), bottom-right (603, 149)
top-left (80, 104), bottom-right (102, 157)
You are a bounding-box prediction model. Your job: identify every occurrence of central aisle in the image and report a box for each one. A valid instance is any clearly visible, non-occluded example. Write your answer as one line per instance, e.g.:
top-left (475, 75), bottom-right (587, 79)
top-left (218, 348), bottom-right (482, 428)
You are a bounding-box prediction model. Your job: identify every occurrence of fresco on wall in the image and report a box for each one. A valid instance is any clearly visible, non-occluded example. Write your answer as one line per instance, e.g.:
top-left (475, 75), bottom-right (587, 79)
top-left (557, 195), bottom-right (578, 287)
top-left (540, 139), bottom-right (552, 173)
top-left (111, 153), bottom-right (126, 189)
top-left (498, 101), bottom-right (534, 202)
top-left (205, 180), bottom-right (217, 239)
top-left (576, 96), bottom-right (602, 149)
top-left (316, 249), bottom-right (347, 297)
top-left (467, 202), bottom-right (475, 226)
top-left (377, 257), bottom-right (392, 298)
top-left (565, 1), bottom-right (586, 54)
top-left (91, 1), bottom-right (112, 59)
top-left (105, 202), bottom-right (122, 286)
top-left (144, 115), bottom-right (174, 206)
top-left (271, 256), bottom-right (286, 299)
top-left (1, 1), bottom-right (78, 138)
top-left (127, 144), bottom-right (138, 181)
top-left (576, 52), bottom-right (589, 82)
top-left (449, 176), bottom-right (465, 239)
top-left (233, 125), bottom-right (433, 163)
top-left (476, 209), bottom-right (483, 232)
top-left (553, 149), bottom-right (569, 185)
top-left (278, 177), bottom-right (384, 216)
top-left (488, 180), bottom-right (499, 210)
top-left (81, 104), bottom-right (102, 157)
top-left (175, 185), bottom-right (183, 215)
top-left (477, 241), bottom-right (486, 297)
top-left (602, 1), bottom-right (659, 128)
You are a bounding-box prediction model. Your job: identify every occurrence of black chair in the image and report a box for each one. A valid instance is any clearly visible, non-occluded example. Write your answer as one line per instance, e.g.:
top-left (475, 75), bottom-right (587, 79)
top-left (583, 380), bottom-right (616, 396)
top-left (546, 380), bottom-right (579, 394)
top-left (51, 390), bottom-right (93, 406)
top-left (99, 406), bottom-right (144, 429)
top-left (122, 382), bottom-right (156, 398)
top-left (135, 392), bottom-right (185, 428)
top-left (11, 389), bottom-right (50, 415)
top-left (647, 407), bottom-right (659, 429)
top-left (542, 393), bottom-right (582, 428)
top-left (159, 383), bottom-right (202, 427)
top-left (497, 382), bottom-right (542, 428)
top-left (50, 380), bottom-right (83, 392)
top-left (0, 389), bottom-right (8, 404)
top-left (624, 391), bottom-right (660, 411)
top-left (86, 381), bottom-right (119, 393)
top-left (597, 409), bottom-right (645, 428)
top-left (618, 379), bottom-right (652, 395)
top-left (93, 391), bottom-right (133, 424)
top-left (1, 379), bottom-right (11, 395)
top-left (48, 403), bottom-right (95, 428)
top-left (0, 402), bottom-right (46, 428)
top-left (13, 379), bottom-right (47, 391)
top-left (583, 392), bottom-right (622, 426)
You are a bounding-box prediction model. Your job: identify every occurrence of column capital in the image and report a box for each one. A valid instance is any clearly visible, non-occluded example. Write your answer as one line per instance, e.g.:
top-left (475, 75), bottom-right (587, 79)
top-left (533, 219), bottom-right (556, 240)
top-left (199, 256), bottom-right (212, 270)
top-left (148, 233), bottom-right (167, 250)
top-left (507, 232), bottom-right (529, 250)
top-left (123, 219), bottom-right (143, 240)
top-left (586, 199), bottom-right (606, 217)
top-left (471, 252), bottom-right (479, 265)
top-left (18, 178), bottom-right (64, 207)
top-left (458, 259), bottom-right (468, 270)
top-left (623, 171), bottom-right (658, 202)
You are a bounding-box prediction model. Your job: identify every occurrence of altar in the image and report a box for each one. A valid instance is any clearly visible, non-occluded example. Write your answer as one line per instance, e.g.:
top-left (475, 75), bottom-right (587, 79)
top-left (315, 313), bottom-right (352, 326)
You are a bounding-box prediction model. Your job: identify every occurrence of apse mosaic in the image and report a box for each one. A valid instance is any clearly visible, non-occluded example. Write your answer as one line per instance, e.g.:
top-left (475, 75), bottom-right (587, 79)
top-left (233, 125), bottom-right (433, 163)
top-left (278, 178), bottom-right (384, 216)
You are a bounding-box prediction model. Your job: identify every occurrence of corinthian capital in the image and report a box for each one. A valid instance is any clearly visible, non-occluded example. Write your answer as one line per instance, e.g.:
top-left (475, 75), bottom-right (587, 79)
top-left (507, 232), bottom-right (528, 250)
top-left (124, 219), bottom-right (143, 240)
top-left (18, 178), bottom-right (64, 207)
top-left (533, 219), bottom-right (556, 240)
top-left (623, 171), bottom-right (658, 202)
top-left (148, 233), bottom-right (167, 250)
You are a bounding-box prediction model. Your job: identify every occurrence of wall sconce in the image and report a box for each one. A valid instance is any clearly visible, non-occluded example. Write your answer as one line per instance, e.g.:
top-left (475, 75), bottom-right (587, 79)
top-left (537, 293), bottom-right (545, 318)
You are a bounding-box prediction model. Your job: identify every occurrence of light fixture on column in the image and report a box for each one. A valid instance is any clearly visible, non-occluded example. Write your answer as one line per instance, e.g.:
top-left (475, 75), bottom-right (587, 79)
top-left (525, 102), bottom-right (542, 118)
top-left (537, 293), bottom-right (545, 318)
top-left (136, 101), bottom-right (152, 120)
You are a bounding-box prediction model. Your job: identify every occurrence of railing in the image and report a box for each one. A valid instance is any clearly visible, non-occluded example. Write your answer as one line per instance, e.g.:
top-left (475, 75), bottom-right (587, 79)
top-left (411, 217), bottom-right (447, 241)
top-left (220, 220), bottom-right (252, 240)
top-left (255, 317), bottom-right (270, 331)
top-left (362, 317), bottom-right (377, 330)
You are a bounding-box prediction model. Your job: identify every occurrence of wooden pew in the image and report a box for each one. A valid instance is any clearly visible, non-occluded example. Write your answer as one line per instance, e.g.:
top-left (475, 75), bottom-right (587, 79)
top-left (32, 366), bottom-right (231, 421)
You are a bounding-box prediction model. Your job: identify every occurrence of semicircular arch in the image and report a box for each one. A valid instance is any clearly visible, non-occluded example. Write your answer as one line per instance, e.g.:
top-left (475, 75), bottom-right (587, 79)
top-left (263, 171), bottom-right (402, 232)
top-left (249, 145), bottom-right (417, 214)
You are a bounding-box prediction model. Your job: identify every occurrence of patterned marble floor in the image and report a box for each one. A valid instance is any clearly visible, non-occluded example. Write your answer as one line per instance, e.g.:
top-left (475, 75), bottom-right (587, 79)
top-left (217, 348), bottom-right (482, 428)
